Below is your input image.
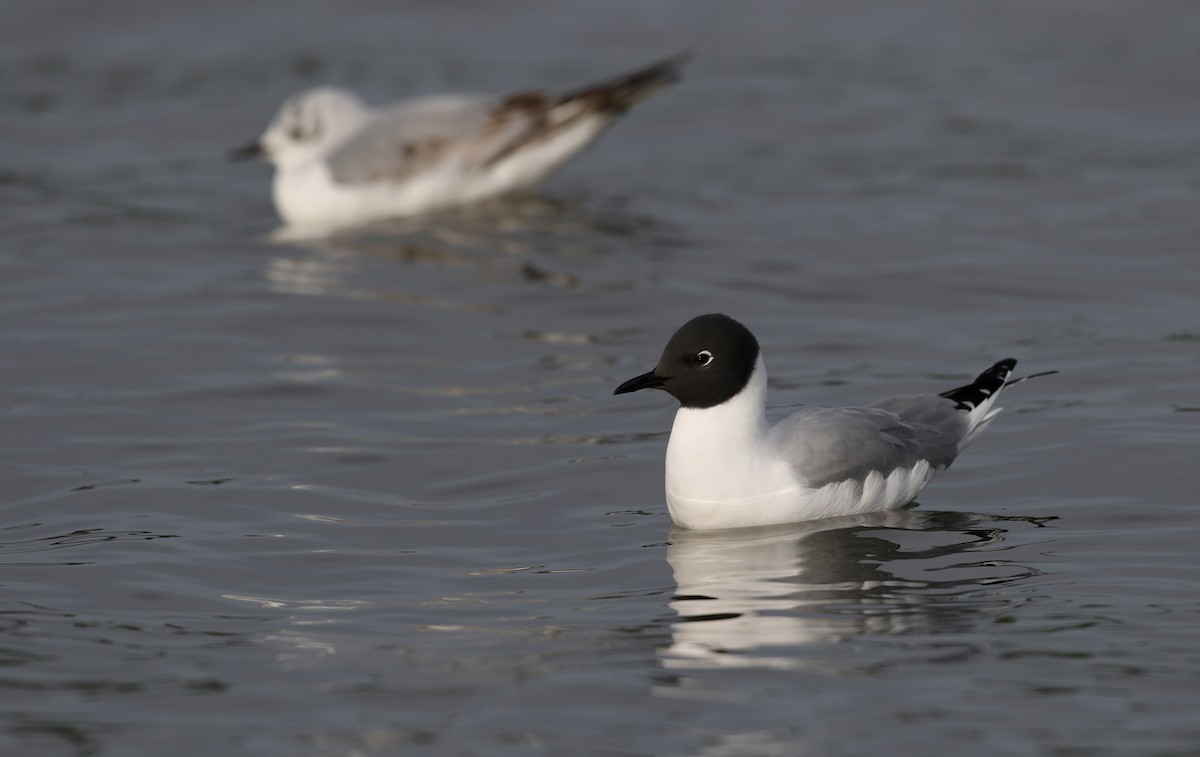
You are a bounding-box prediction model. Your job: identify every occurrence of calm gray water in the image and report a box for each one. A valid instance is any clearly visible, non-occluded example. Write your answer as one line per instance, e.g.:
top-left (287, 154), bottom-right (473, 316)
top-left (3, 2), bottom-right (1199, 755)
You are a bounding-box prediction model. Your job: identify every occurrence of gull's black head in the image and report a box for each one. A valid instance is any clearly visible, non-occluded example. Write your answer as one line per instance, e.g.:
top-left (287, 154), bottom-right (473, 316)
top-left (613, 313), bottom-right (760, 409)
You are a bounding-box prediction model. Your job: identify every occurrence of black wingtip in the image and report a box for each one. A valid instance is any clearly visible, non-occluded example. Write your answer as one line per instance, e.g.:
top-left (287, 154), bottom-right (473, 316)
top-left (616, 50), bottom-right (693, 87)
top-left (940, 358), bottom-right (1057, 411)
top-left (939, 358), bottom-right (1018, 411)
top-left (558, 51), bottom-right (692, 109)
top-left (656, 50), bottom-right (694, 78)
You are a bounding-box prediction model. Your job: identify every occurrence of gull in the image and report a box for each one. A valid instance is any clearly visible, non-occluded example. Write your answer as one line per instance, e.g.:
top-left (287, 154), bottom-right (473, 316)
top-left (614, 313), bottom-right (1054, 530)
top-left (232, 54), bottom-right (688, 229)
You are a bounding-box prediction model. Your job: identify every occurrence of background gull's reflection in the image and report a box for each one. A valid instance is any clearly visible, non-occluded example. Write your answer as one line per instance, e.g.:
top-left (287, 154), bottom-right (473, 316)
top-left (265, 193), bottom-right (682, 304)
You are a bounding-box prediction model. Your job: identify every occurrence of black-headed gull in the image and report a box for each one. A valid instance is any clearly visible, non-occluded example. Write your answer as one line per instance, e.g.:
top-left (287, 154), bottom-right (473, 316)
top-left (614, 313), bottom-right (1054, 529)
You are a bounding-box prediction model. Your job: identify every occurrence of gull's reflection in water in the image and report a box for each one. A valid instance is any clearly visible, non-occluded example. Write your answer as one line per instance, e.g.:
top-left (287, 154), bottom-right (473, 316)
top-left (264, 194), bottom-right (679, 305)
top-left (662, 507), bottom-right (1052, 672)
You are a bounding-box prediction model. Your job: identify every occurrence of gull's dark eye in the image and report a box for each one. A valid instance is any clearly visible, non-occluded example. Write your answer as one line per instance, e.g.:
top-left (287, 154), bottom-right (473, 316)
top-left (287, 112), bottom-right (323, 143)
top-left (694, 350), bottom-right (713, 366)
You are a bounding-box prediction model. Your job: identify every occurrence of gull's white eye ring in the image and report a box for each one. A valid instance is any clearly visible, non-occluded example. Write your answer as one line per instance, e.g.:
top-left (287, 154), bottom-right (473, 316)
top-left (694, 350), bottom-right (714, 366)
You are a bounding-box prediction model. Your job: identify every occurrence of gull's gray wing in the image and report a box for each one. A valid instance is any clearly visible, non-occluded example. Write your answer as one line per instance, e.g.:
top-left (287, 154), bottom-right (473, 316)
top-left (768, 394), bottom-right (969, 488)
top-left (324, 92), bottom-right (588, 185)
top-left (325, 54), bottom-right (688, 185)
top-left (324, 94), bottom-right (503, 184)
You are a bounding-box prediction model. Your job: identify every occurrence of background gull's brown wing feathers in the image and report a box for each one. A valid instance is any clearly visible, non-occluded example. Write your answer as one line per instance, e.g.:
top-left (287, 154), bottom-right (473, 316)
top-left (483, 52), bottom-right (690, 167)
top-left (324, 53), bottom-right (689, 186)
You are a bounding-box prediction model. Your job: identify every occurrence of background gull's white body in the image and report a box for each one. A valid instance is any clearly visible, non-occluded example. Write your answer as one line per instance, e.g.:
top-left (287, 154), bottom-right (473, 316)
top-left (271, 98), bottom-right (613, 228)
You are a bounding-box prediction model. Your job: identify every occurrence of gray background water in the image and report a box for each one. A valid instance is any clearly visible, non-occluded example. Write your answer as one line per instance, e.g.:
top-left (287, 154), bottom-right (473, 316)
top-left (2, 1), bottom-right (1198, 754)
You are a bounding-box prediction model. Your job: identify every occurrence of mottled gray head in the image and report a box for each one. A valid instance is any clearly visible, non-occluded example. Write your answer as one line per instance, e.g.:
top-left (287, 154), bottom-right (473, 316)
top-left (613, 313), bottom-right (760, 409)
top-left (231, 87), bottom-right (368, 166)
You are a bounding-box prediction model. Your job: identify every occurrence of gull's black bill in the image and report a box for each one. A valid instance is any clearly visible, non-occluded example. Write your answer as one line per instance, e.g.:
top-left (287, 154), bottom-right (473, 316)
top-left (613, 370), bottom-right (667, 395)
top-left (229, 141), bottom-right (264, 161)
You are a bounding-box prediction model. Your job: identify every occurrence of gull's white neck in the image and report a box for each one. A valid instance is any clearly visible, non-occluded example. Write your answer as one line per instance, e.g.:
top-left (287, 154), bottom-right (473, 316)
top-left (664, 357), bottom-right (799, 524)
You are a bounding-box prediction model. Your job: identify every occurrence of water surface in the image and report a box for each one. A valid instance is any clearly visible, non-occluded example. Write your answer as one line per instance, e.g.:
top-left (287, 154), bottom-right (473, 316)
top-left (2, 1), bottom-right (1198, 754)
